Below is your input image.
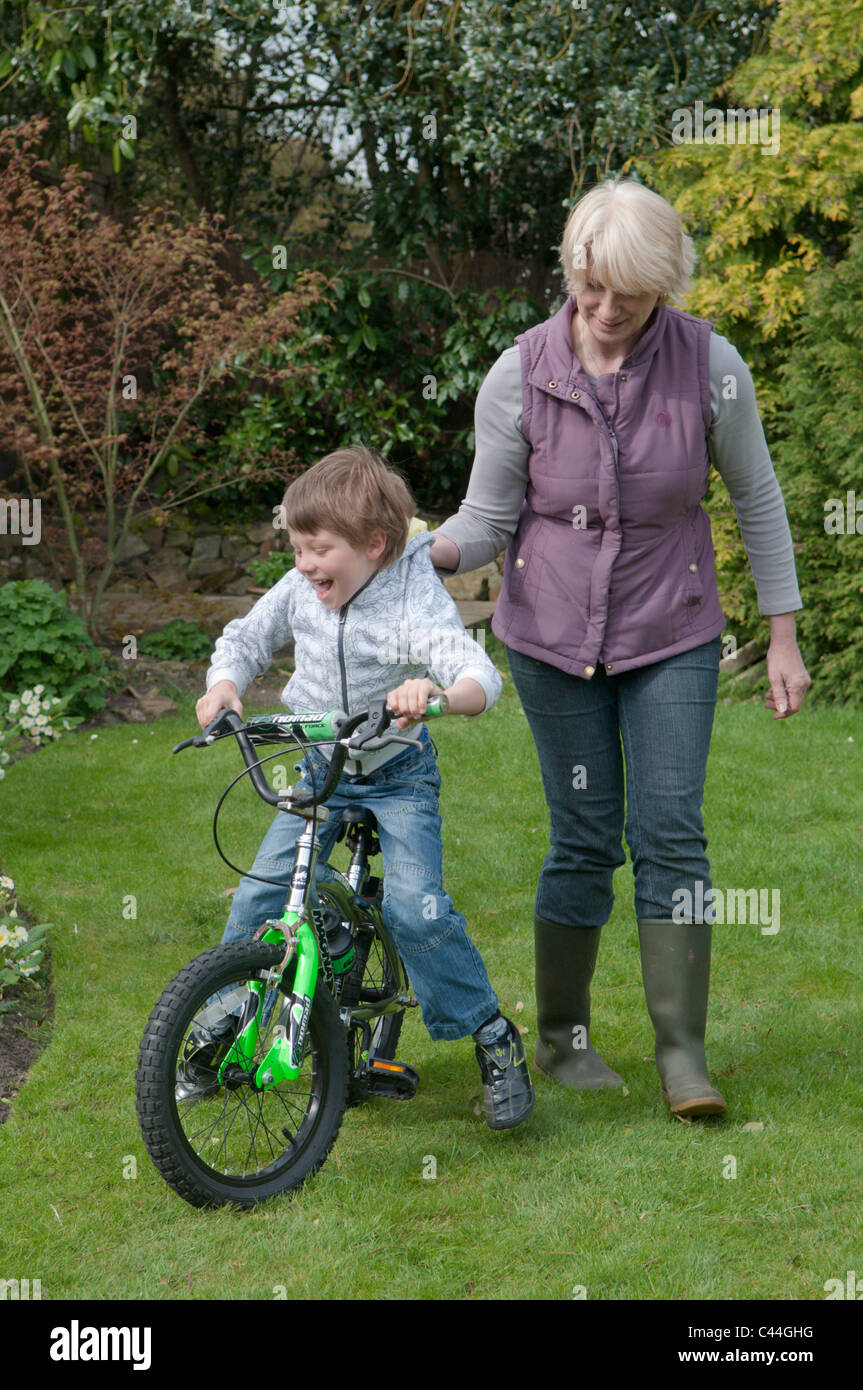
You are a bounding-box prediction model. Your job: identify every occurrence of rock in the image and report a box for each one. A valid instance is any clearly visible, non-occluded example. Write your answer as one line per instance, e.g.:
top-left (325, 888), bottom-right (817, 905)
top-left (149, 558), bottom-right (190, 590)
top-left (191, 534), bottom-right (222, 562)
top-left (220, 538), bottom-right (259, 565)
top-left (138, 692), bottom-right (178, 719)
top-left (197, 566), bottom-right (242, 593)
top-left (118, 532), bottom-right (149, 562)
top-left (223, 576), bottom-right (257, 595)
top-left (163, 527), bottom-right (193, 553)
top-left (188, 555), bottom-right (229, 579)
top-left (140, 526), bottom-right (165, 550)
top-left (248, 520), bottom-right (280, 545)
top-left (443, 561), bottom-right (501, 601)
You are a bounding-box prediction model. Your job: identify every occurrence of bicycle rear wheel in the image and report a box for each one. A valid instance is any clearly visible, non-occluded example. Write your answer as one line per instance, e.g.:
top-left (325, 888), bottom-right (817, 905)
top-left (136, 941), bottom-right (349, 1208)
top-left (331, 906), bottom-right (406, 1105)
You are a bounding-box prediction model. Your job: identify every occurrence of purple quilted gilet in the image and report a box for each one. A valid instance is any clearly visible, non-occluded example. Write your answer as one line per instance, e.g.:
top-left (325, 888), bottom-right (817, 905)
top-left (492, 295), bottom-right (726, 677)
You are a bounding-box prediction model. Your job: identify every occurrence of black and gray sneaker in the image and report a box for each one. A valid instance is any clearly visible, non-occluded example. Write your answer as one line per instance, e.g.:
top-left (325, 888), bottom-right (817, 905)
top-left (175, 1015), bottom-right (241, 1103)
top-left (475, 1018), bottom-right (535, 1129)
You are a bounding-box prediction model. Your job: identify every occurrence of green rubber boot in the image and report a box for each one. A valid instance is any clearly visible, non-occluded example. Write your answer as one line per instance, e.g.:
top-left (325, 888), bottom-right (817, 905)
top-left (533, 915), bottom-right (624, 1089)
top-left (637, 918), bottom-right (727, 1117)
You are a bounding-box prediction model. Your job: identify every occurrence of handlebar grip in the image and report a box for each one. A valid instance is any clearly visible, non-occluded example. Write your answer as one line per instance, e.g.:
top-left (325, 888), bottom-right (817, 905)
top-left (424, 694), bottom-right (449, 717)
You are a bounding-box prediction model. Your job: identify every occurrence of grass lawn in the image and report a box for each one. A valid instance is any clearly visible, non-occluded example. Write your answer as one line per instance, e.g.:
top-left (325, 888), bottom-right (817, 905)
top-left (0, 660), bottom-right (860, 1301)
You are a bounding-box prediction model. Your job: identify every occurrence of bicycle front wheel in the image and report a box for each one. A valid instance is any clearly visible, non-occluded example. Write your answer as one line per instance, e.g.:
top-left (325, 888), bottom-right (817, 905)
top-left (136, 941), bottom-right (349, 1209)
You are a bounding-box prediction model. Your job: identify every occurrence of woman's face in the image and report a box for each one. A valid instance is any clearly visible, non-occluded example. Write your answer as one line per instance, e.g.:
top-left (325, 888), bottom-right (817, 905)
top-left (575, 276), bottom-right (661, 358)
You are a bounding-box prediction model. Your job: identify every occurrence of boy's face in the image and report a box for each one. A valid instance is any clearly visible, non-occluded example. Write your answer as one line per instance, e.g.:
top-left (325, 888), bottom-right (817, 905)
top-left (289, 528), bottom-right (387, 610)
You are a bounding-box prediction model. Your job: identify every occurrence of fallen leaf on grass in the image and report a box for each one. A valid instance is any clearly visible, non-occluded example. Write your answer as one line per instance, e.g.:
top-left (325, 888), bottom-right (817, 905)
top-left (741, 1121), bottom-right (764, 1133)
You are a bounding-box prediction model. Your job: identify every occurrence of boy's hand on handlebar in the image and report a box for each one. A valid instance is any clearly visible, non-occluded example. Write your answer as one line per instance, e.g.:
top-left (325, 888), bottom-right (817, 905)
top-left (196, 681), bottom-right (243, 730)
top-left (386, 677), bottom-right (441, 729)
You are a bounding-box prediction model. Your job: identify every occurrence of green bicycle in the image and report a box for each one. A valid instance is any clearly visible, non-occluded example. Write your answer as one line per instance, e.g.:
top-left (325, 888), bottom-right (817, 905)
top-left (135, 696), bottom-right (448, 1209)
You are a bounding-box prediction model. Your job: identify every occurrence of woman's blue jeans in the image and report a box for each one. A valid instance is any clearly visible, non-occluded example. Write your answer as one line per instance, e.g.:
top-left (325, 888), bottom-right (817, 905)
top-left (506, 637), bottom-right (722, 926)
top-left (222, 727), bottom-right (498, 1041)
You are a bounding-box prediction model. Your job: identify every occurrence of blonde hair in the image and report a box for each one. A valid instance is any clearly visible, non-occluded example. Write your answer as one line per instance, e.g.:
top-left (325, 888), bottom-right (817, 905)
top-left (281, 445), bottom-right (413, 567)
top-left (560, 179), bottom-right (696, 305)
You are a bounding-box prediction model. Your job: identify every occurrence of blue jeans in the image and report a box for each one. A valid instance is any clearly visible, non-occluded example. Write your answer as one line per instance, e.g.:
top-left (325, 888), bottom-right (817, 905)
top-left (222, 727), bottom-right (498, 1041)
top-left (506, 638), bottom-right (722, 925)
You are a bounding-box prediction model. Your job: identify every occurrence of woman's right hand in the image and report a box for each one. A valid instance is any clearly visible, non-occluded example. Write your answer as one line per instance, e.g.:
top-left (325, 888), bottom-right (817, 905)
top-left (429, 534), bottom-right (461, 573)
top-left (196, 680), bottom-right (243, 730)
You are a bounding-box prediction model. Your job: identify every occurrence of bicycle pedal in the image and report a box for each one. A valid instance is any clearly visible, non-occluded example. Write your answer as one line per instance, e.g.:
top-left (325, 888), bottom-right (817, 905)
top-left (357, 1058), bottom-right (419, 1100)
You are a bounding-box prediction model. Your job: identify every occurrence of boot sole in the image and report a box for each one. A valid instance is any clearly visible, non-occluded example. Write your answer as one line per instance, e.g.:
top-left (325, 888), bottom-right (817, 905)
top-left (666, 1093), bottom-right (727, 1118)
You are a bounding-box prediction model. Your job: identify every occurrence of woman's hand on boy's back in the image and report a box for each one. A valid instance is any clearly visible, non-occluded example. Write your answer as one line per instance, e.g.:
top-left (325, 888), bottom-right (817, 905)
top-left (196, 680), bottom-right (243, 730)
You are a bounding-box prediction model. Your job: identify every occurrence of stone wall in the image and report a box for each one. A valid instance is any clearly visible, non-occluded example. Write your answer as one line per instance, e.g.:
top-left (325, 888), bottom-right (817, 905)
top-left (0, 512), bottom-right (504, 603)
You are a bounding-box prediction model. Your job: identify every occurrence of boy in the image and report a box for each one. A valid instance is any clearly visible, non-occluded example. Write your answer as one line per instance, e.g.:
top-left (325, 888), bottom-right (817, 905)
top-left (195, 445), bottom-right (534, 1130)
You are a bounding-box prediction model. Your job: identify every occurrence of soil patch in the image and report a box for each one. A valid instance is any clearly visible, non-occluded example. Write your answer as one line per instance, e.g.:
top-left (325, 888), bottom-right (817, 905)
top-left (0, 982), bottom-right (54, 1124)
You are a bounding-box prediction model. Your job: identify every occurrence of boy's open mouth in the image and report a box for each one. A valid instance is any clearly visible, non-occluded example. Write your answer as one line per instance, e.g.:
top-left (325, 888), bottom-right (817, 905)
top-left (312, 578), bottom-right (334, 599)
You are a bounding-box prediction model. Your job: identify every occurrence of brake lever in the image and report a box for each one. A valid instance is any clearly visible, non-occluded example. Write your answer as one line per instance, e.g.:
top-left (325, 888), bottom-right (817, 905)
top-left (352, 733), bottom-right (424, 753)
top-left (172, 708), bottom-right (244, 754)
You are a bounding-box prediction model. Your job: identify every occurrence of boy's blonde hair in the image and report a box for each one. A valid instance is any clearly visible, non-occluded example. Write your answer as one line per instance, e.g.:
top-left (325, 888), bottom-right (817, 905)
top-left (281, 445), bottom-right (413, 567)
top-left (560, 178), bottom-right (696, 305)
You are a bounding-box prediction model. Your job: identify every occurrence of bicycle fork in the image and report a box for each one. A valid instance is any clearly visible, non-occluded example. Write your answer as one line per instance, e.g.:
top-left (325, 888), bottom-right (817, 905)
top-left (219, 811), bottom-right (326, 1091)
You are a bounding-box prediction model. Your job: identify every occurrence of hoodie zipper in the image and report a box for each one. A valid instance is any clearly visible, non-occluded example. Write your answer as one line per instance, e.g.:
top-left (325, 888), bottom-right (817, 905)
top-left (337, 571), bottom-right (377, 714)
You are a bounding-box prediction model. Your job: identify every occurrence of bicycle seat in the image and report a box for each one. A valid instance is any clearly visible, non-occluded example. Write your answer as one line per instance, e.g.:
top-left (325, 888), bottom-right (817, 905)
top-left (341, 805), bottom-right (378, 829)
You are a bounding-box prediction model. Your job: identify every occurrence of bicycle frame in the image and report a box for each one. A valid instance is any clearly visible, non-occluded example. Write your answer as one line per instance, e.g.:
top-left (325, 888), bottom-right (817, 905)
top-left (198, 699), bottom-right (444, 1091)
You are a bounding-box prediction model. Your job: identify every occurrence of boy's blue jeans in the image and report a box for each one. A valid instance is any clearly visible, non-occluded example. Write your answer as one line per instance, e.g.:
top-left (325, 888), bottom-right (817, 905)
top-left (222, 727), bottom-right (498, 1041)
top-left (506, 637), bottom-right (722, 926)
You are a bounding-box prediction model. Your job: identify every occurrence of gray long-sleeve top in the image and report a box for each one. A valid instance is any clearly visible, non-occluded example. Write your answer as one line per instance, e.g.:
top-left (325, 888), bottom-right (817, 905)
top-left (435, 333), bottom-right (802, 616)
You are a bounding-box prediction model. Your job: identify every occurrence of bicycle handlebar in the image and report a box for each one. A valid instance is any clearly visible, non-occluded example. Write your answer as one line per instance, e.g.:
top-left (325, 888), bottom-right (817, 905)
top-left (172, 695), bottom-right (450, 811)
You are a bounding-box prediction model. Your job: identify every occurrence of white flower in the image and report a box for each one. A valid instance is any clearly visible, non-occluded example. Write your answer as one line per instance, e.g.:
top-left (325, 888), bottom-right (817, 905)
top-left (34, 684), bottom-right (44, 695)
top-left (90, 733), bottom-right (98, 741)
top-left (0, 767), bottom-right (5, 780)
top-left (32, 736), bottom-right (42, 746)
top-left (0, 752), bottom-right (8, 764)
top-left (26, 702), bottom-right (40, 717)
top-left (0, 927), bottom-right (12, 949)
top-left (34, 715), bottom-right (47, 728)
top-left (0, 875), bottom-right (13, 891)
top-left (40, 698), bottom-right (54, 712)
top-left (21, 689), bottom-right (33, 703)
top-left (8, 699), bottom-right (20, 715)
top-left (12, 925), bottom-right (28, 943)
top-left (52, 697), bottom-right (61, 706)
top-left (20, 964), bottom-right (40, 977)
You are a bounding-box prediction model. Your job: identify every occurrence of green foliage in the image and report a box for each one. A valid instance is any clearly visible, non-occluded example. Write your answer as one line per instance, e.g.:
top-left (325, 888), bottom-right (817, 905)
top-left (236, 262), bottom-right (543, 507)
top-left (4, 2), bottom-right (772, 273)
top-left (247, 552), bottom-right (295, 590)
top-left (138, 620), bottom-right (213, 663)
top-left (645, 0), bottom-right (863, 405)
top-left (0, 581), bottom-right (108, 717)
top-left (768, 217), bottom-right (863, 703)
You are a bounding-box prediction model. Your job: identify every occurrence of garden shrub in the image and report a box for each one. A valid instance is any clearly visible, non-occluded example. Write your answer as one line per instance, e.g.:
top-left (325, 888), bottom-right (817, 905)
top-left (138, 619), bottom-right (213, 662)
top-left (0, 580), bottom-right (108, 717)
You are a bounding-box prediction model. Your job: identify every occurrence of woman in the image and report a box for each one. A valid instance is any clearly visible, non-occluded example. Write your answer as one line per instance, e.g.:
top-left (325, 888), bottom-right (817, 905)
top-left (430, 178), bottom-right (810, 1117)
